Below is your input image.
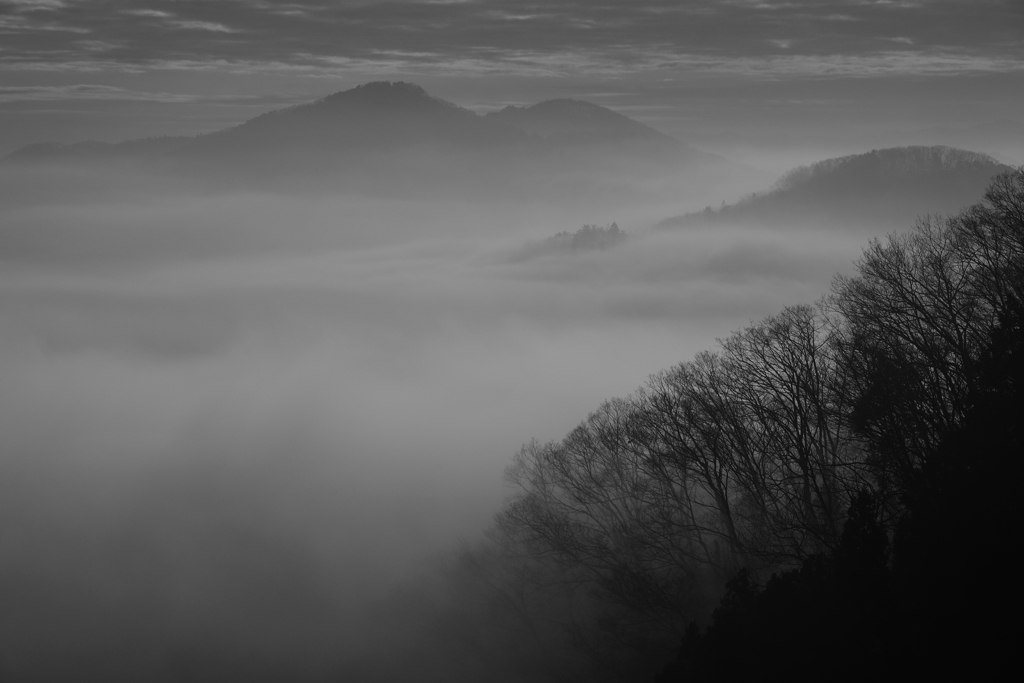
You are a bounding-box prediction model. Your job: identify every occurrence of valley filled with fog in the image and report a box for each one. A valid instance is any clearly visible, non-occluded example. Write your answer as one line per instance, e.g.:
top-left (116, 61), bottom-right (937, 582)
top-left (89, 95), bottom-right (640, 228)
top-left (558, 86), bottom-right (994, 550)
top-left (2, 0), bottom-right (1020, 676)
top-left (0, 165), bottom-right (870, 678)
top-left (1, 80), bottom-right (1018, 681)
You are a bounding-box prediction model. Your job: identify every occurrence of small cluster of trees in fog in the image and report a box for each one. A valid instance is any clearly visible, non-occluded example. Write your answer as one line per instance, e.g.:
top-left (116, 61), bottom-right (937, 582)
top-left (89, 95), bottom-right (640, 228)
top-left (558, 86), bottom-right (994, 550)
top-left (544, 223), bottom-right (625, 251)
top-left (444, 169), bottom-right (1024, 681)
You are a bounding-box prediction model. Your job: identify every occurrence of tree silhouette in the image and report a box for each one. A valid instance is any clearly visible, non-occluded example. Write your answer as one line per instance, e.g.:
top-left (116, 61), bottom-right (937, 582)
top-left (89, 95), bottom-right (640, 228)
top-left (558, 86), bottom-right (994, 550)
top-left (474, 170), bottom-right (1024, 680)
top-left (656, 168), bottom-right (1024, 681)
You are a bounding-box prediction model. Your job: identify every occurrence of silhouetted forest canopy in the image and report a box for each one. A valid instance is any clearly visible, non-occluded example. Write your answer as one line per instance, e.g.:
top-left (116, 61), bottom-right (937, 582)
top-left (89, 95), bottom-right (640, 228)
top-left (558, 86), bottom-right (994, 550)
top-left (432, 169), bottom-right (1024, 681)
top-left (545, 223), bottom-right (625, 251)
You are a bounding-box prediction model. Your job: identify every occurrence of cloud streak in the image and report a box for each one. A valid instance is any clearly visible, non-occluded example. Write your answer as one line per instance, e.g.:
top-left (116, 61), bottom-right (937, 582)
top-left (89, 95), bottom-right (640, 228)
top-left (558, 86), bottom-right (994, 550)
top-left (0, 1), bottom-right (1019, 77)
top-left (0, 83), bottom-right (195, 102)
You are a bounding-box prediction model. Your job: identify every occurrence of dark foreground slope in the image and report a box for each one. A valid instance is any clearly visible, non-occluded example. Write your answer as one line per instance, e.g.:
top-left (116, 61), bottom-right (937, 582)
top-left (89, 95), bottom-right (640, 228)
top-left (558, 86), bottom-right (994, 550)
top-left (656, 169), bottom-right (1024, 682)
top-left (660, 146), bottom-right (1010, 232)
top-left (447, 168), bottom-right (1022, 682)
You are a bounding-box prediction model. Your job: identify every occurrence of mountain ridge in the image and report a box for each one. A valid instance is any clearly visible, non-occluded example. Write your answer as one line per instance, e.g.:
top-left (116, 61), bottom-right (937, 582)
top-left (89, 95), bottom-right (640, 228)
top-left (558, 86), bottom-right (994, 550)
top-left (3, 81), bottom-right (690, 165)
top-left (0, 80), bottom-right (758, 200)
top-left (659, 145), bottom-right (1013, 231)
top-left (3, 84), bottom-right (700, 161)
top-left (486, 98), bottom-right (668, 142)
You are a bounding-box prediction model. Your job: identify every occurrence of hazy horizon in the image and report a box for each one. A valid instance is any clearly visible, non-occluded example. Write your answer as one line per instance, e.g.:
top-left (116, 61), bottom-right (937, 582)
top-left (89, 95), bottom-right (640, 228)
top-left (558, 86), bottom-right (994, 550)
top-left (3, 76), bottom-right (1023, 175)
top-left (3, 1), bottom-right (1023, 172)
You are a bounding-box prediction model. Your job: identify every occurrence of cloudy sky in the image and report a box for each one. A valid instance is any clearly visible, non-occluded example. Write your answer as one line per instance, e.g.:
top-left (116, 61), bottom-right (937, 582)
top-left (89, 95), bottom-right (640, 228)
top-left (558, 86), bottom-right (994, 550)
top-left (1, 0), bottom-right (1022, 155)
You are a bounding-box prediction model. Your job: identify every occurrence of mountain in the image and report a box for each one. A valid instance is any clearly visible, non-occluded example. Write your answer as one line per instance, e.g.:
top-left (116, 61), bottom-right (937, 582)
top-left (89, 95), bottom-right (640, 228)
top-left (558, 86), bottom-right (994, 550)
top-left (486, 98), bottom-right (718, 164)
top-left (885, 119), bottom-right (1024, 166)
top-left (659, 146), bottom-right (1012, 231)
top-left (150, 81), bottom-right (539, 191)
top-left (0, 82), bottom-right (531, 183)
top-left (183, 81), bottom-right (530, 157)
top-left (166, 82), bottom-right (728, 183)
top-left (2, 136), bottom-right (192, 167)
top-left (479, 97), bottom-right (758, 202)
top-left (488, 99), bottom-right (669, 144)
top-left (2, 81), bottom-right (759, 200)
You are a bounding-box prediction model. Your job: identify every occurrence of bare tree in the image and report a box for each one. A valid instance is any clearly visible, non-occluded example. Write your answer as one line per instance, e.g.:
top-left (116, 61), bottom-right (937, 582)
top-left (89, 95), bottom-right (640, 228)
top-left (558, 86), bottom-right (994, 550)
top-left (718, 305), bottom-right (858, 558)
top-left (831, 168), bottom-right (1024, 498)
top-left (480, 168), bottom-right (1024, 681)
top-left (497, 303), bottom-right (866, 655)
top-left (499, 398), bottom-right (718, 637)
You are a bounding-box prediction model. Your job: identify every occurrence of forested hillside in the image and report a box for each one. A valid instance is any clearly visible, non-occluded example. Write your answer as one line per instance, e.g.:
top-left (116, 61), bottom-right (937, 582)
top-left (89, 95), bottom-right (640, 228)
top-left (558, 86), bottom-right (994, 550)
top-left (416, 169), bottom-right (1024, 681)
top-left (660, 146), bottom-right (1010, 233)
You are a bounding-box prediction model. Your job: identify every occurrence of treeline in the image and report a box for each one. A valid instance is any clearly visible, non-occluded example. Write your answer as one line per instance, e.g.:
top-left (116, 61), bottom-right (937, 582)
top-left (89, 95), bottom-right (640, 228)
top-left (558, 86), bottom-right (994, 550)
top-left (432, 169), bottom-right (1023, 682)
top-left (654, 169), bottom-right (1024, 681)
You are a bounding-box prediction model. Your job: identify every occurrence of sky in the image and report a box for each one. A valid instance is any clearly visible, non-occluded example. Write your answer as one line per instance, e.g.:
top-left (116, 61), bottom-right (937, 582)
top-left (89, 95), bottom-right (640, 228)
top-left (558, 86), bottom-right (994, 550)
top-left (1, 0), bottom-right (1022, 159)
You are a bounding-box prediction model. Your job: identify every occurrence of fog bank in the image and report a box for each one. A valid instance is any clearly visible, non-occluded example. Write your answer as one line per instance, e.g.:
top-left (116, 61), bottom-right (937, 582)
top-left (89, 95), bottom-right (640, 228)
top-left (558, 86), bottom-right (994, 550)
top-left (0, 180), bottom-right (874, 679)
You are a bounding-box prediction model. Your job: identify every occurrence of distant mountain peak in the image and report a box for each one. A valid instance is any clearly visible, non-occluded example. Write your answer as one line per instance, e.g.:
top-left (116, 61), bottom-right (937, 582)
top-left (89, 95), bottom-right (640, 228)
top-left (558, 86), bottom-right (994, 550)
top-left (221, 81), bottom-right (465, 132)
top-left (2, 80), bottom-right (740, 195)
top-left (307, 81), bottom-right (469, 115)
top-left (319, 80), bottom-right (428, 103)
top-left (357, 80), bottom-right (425, 94)
top-left (486, 98), bottom-right (668, 142)
top-left (192, 79), bottom-right (487, 154)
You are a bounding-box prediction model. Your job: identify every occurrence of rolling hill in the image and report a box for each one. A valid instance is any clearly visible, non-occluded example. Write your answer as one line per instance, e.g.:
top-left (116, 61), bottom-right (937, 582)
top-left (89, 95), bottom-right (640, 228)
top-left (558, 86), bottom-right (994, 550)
top-left (488, 99), bottom-right (665, 142)
top-left (658, 146), bottom-right (1012, 232)
top-left (485, 98), bottom-right (722, 170)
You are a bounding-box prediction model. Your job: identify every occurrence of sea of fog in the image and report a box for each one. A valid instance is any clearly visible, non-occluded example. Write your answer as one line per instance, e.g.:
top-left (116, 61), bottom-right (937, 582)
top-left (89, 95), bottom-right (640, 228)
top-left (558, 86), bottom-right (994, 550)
top-left (0, 178), bottom-right (875, 679)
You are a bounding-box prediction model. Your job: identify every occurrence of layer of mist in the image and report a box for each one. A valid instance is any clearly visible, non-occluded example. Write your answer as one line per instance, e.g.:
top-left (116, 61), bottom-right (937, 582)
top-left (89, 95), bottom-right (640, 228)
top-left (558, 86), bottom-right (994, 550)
top-left (0, 82), bottom-right (1007, 680)
top-left (0, 179), bottom-right (869, 680)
